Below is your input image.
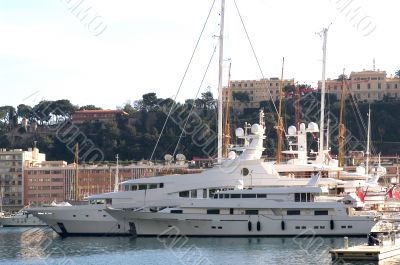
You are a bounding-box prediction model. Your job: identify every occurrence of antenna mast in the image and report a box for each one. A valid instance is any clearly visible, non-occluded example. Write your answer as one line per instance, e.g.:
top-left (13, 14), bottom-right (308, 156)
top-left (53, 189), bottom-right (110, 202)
top-left (217, 0), bottom-right (225, 164)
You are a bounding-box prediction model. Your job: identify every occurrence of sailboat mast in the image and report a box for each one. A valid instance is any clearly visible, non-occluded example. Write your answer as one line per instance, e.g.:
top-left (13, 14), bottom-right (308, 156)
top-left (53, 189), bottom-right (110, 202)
top-left (319, 28), bottom-right (328, 161)
top-left (217, 0), bottom-right (225, 164)
top-left (366, 106), bottom-right (371, 175)
top-left (276, 57), bottom-right (285, 163)
top-left (223, 62), bottom-right (232, 158)
top-left (114, 154), bottom-right (119, 192)
top-left (338, 69), bottom-right (346, 172)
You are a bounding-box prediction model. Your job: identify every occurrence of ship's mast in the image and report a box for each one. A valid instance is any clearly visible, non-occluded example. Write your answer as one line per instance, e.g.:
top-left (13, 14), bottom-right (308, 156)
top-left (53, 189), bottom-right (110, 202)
top-left (114, 154), bottom-right (119, 192)
top-left (75, 143), bottom-right (79, 201)
top-left (217, 0), bottom-right (225, 164)
top-left (276, 57), bottom-right (285, 163)
top-left (366, 106), bottom-right (371, 175)
top-left (319, 28), bottom-right (328, 161)
top-left (337, 69), bottom-right (346, 177)
top-left (223, 62), bottom-right (232, 158)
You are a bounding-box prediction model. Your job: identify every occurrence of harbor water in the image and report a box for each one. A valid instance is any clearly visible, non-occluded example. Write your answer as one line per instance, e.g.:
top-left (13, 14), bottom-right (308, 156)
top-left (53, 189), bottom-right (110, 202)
top-left (1, 227), bottom-right (400, 265)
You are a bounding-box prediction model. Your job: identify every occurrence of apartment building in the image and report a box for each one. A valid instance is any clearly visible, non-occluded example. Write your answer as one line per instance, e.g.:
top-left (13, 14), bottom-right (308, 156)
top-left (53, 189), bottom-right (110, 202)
top-left (324, 70), bottom-right (400, 102)
top-left (0, 148), bottom-right (45, 211)
top-left (223, 78), bottom-right (295, 113)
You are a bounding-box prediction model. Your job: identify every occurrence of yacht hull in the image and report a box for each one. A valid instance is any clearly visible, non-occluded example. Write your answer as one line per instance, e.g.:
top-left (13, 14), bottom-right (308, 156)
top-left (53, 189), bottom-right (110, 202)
top-left (28, 205), bottom-right (130, 236)
top-left (108, 211), bottom-right (376, 237)
top-left (0, 215), bottom-right (46, 227)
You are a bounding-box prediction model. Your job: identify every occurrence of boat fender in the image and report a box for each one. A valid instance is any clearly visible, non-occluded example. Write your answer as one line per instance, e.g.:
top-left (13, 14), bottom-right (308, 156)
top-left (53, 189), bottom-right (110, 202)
top-left (248, 221), bottom-right (252, 231)
top-left (281, 220), bottom-right (285, 231)
top-left (257, 221), bottom-right (261, 231)
top-left (330, 219), bottom-right (334, 230)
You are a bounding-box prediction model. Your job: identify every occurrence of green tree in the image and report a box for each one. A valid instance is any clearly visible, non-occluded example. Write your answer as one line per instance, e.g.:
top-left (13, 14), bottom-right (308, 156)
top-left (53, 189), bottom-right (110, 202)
top-left (79, 105), bottom-right (102, 110)
top-left (17, 104), bottom-right (33, 120)
top-left (395, 70), bottom-right (400, 78)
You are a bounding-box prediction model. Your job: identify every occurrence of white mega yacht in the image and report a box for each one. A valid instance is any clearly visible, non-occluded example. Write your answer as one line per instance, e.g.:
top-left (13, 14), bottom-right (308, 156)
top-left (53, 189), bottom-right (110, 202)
top-left (28, 111), bottom-right (358, 236)
top-left (105, 185), bottom-right (376, 237)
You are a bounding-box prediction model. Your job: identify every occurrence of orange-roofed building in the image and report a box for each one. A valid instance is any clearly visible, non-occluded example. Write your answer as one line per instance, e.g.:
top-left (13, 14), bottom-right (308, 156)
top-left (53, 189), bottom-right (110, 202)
top-left (72, 110), bottom-right (128, 124)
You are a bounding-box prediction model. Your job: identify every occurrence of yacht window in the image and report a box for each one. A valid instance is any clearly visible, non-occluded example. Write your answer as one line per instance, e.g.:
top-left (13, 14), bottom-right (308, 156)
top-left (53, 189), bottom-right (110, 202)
top-left (230, 208), bottom-right (234, 214)
top-left (131, 185), bottom-right (137, 191)
top-left (159, 183), bottom-right (164, 188)
top-left (203, 189), bottom-right (208, 198)
top-left (306, 193), bottom-right (311, 202)
top-left (138, 184), bottom-right (147, 190)
top-left (314, 210), bottom-right (328, 216)
top-left (149, 184), bottom-right (158, 189)
top-left (245, 210), bottom-right (258, 215)
top-left (171, 210), bottom-right (183, 214)
top-left (301, 193), bottom-right (307, 202)
top-left (242, 194), bottom-right (256, 198)
top-left (124, 185), bottom-right (129, 191)
top-left (294, 193), bottom-right (300, 202)
top-left (218, 194), bottom-right (223, 199)
top-left (106, 199), bottom-right (112, 205)
top-left (191, 190), bottom-right (197, 198)
top-left (224, 194), bottom-right (230, 199)
top-left (179, 191), bottom-right (190, 198)
top-left (287, 210), bottom-right (300, 215)
top-left (257, 194), bottom-right (267, 198)
top-left (209, 189), bottom-right (218, 198)
top-left (207, 209), bottom-right (220, 214)
top-left (231, 194), bottom-right (241, 198)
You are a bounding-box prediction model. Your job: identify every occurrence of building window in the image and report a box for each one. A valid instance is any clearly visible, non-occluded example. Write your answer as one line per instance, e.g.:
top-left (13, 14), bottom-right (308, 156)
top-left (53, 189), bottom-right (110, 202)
top-left (368, 83), bottom-right (371, 89)
top-left (387, 84), bottom-right (391, 89)
top-left (378, 83), bottom-right (381, 89)
top-left (396, 84), bottom-right (398, 89)
top-left (357, 84), bottom-right (360, 90)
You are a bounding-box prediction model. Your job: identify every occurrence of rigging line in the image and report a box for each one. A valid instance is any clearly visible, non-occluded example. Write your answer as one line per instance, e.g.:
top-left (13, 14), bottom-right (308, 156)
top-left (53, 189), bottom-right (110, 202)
top-left (172, 44), bottom-right (218, 157)
top-left (233, 0), bottom-right (287, 137)
top-left (149, 0), bottom-right (216, 161)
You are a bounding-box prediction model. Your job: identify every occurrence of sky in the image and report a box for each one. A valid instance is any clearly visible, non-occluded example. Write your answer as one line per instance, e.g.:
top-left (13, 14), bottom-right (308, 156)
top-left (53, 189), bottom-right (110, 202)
top-left (0, 0), bottom-right (399, 109)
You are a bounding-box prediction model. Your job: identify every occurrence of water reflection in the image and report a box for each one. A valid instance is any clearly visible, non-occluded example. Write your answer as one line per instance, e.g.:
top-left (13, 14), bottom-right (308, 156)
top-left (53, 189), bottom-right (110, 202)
top-left (1, 228), bottom-right (400, 265)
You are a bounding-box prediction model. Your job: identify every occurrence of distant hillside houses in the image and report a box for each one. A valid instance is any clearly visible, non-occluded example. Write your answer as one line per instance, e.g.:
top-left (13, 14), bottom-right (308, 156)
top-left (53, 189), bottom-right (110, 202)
top-left (321, 70), bottom-right (400, 102)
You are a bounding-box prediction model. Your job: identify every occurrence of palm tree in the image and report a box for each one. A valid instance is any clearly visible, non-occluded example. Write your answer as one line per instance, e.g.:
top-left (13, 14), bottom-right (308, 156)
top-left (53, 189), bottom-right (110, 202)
top-left (395, 70), bottom-right (400, 78)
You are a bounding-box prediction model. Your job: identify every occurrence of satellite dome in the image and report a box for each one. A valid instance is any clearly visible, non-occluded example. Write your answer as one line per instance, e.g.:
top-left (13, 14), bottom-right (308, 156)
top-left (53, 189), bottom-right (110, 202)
top-left (235, 128), bottom-right (244, 137)
top-left (288, 125), bottom-right (297, 136)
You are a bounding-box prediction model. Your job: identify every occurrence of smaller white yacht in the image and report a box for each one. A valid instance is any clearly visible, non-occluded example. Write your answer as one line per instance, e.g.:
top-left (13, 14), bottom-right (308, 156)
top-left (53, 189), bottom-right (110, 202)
top-left (0, 210), bottom-right (46, 227)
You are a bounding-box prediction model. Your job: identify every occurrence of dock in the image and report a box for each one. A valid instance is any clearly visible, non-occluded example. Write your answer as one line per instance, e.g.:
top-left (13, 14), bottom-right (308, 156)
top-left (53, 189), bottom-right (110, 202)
top-left (330, 244), bottom-right (400, 261)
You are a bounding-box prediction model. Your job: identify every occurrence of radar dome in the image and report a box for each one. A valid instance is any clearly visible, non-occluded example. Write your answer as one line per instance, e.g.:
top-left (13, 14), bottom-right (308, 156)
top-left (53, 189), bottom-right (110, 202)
top-left (251, 124), bottom-right (263, 134)
top-left (288, 125), bottom-right (297, 136)
top-left (235, 128), bottom-right (244, 137)
top-left (299, 123), bottom-right (306, 132)
top-left (307, 122), bottom-right (319, 132)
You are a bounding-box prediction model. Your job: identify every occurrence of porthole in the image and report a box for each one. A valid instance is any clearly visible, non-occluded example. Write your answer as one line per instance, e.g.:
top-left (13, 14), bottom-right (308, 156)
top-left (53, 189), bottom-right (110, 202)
top-left (241, 168), bottom-right (249, 176)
